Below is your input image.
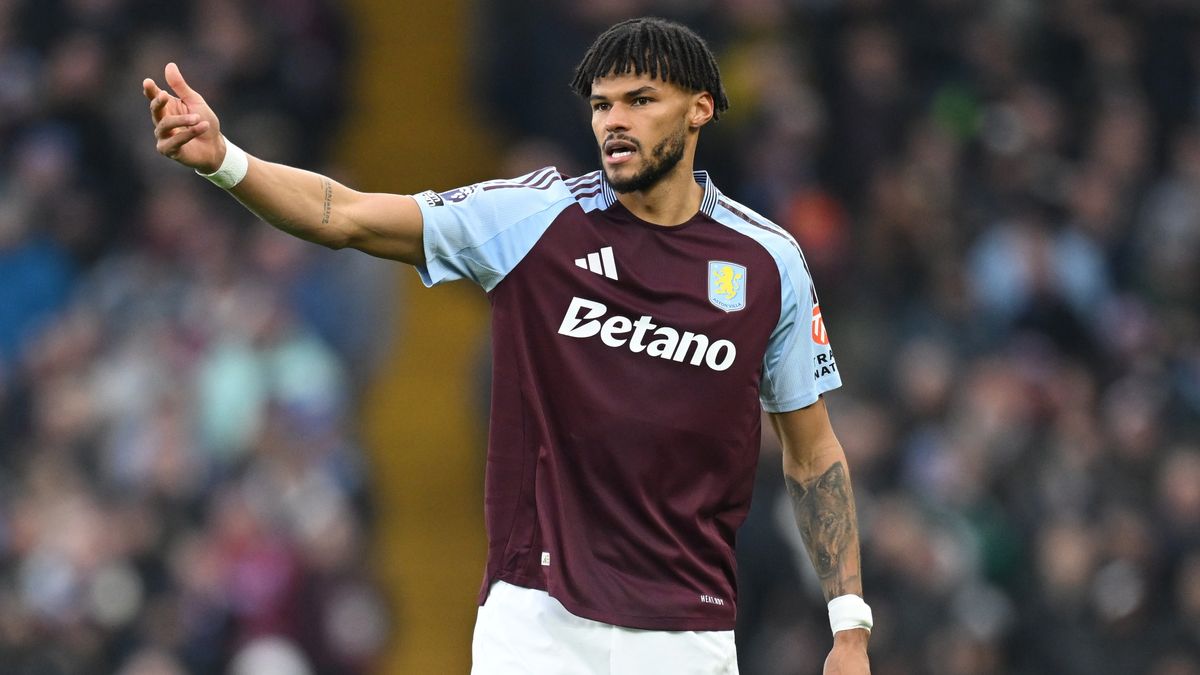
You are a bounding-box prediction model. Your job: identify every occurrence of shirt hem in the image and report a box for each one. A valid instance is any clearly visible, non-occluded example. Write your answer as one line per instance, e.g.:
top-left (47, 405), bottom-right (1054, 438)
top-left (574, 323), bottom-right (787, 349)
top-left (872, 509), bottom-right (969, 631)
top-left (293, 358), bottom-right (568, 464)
top-left (484, 573), bottom-right (736, 632)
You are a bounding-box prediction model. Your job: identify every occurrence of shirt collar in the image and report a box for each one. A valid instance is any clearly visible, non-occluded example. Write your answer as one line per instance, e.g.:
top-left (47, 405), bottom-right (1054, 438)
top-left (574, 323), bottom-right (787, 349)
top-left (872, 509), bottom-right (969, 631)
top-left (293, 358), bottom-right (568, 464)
top-left (597, 170), bottom-right (722, 217)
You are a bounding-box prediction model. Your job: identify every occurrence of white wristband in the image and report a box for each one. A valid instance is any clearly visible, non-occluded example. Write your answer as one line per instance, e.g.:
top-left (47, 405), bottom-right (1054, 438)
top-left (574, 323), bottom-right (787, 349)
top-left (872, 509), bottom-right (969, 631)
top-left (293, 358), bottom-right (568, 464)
top-left (196, 137), bottom-right (249, 189)
top-left (828, 594), bottom-right (873, 634)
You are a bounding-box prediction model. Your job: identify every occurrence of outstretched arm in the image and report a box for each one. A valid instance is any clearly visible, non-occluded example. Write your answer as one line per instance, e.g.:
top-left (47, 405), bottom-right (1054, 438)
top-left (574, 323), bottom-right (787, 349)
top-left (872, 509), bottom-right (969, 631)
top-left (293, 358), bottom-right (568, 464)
top-left (770, 398), bottom-right (870, 674)
top-left (142, 62), bottom-right (424, 264)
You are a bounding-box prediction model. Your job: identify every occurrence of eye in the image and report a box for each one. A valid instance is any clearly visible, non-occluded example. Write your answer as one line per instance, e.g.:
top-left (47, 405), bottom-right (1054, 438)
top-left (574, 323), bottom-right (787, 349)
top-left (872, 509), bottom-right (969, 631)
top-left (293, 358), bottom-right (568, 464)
top-left (633, 96), bottom-right (652, 106)
top-left (592, 102), bottom-right (611, 112)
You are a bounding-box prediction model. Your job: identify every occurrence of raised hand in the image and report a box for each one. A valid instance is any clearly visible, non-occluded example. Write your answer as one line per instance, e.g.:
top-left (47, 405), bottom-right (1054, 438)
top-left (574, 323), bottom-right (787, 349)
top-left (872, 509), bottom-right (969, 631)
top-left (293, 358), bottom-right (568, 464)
top-left (142, 63), bottom-right (225, 173)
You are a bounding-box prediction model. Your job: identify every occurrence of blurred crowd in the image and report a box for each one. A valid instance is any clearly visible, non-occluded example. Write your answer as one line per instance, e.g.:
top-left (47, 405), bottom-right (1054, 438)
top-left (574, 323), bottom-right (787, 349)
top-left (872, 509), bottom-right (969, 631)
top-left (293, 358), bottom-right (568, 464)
top-left (0, 1), bottom-right (395, 673)
top-left (6, 0), bottom-right (1200, 673)
top-left (476, 1), bottom-right (1200, 674)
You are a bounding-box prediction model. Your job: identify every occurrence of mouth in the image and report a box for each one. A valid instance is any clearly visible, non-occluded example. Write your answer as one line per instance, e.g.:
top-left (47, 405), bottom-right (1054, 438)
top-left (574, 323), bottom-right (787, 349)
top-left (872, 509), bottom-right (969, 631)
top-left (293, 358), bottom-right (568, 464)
top-left (604, 138), bottom-right (638, 165)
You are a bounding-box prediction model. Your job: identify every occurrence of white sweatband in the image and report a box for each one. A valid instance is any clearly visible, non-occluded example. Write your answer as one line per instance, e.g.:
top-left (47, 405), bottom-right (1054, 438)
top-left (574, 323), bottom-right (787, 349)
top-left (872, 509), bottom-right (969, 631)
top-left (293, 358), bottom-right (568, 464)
top-left (828, 594), bottom-right (873, 634)
top-left (196, 138), bottom-right (249, 189)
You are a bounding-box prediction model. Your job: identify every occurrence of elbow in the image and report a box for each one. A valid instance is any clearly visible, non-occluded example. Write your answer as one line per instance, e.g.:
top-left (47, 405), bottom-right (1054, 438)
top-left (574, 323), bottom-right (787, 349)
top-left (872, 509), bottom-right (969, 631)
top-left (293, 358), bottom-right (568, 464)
top-left (317, 218), bottom-right (358, 250)
top-left (322, 232), bottom-right (352, 250)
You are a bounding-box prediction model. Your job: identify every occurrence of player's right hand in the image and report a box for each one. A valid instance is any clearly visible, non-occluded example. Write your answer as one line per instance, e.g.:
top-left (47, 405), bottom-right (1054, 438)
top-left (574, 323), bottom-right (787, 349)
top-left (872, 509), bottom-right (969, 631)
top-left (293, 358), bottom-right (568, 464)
top-left (142, 62), bottom-right (224, 173)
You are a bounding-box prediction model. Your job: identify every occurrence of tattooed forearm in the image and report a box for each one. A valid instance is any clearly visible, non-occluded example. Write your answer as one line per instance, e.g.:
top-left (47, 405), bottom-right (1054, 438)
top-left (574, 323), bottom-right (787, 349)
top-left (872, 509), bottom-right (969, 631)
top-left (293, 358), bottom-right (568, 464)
top-left (320, 177), bottom-right (333, 224)
top-left (785, 462), bottom-right (862, 600)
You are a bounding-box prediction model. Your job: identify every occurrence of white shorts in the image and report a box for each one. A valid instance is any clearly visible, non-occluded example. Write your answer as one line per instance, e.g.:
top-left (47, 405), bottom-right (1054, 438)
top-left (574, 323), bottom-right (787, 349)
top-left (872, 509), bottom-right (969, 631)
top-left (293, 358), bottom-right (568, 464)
top-left (471, 581), bottom-right (739, 675)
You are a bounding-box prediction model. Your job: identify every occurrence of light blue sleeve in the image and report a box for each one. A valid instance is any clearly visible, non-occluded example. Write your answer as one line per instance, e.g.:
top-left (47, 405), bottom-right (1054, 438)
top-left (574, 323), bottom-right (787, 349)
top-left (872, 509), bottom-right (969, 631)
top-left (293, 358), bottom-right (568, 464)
top-left (759, 254), bottom-right (842, 413)
top-left (412, 167), bottom-right (573, 291)
top-left (709, 199), bottom-right (843, 411)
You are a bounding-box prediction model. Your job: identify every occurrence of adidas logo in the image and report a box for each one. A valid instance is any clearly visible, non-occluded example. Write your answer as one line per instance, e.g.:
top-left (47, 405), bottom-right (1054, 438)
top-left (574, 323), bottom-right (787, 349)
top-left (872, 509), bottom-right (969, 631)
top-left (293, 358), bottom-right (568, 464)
top-left (574, 246), bottom-right (618, 280)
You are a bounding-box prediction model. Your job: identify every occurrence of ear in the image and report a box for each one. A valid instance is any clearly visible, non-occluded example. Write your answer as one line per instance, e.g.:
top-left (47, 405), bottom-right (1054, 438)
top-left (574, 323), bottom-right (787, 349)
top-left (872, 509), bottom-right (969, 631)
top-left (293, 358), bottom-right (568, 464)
top-left (688, 92), bottom-right (715, 130)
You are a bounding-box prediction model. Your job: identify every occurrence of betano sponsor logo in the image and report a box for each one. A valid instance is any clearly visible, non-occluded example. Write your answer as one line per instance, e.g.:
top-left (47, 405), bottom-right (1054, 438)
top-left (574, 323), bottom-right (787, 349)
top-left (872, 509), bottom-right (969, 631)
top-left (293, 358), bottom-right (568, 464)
top-left (557, 297), bottom-right (737, 371)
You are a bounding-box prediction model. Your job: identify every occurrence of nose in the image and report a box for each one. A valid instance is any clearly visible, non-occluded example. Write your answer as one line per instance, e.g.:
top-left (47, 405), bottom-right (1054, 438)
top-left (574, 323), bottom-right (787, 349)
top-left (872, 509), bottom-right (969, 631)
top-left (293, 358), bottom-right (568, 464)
top-left (603, 103), bottom-right (629, 133)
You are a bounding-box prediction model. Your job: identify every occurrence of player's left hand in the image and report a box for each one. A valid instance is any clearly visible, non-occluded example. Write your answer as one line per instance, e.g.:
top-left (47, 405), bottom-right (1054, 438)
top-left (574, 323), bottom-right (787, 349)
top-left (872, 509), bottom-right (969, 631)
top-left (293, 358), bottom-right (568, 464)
top-left (823, 628), bottom-right (870, 674)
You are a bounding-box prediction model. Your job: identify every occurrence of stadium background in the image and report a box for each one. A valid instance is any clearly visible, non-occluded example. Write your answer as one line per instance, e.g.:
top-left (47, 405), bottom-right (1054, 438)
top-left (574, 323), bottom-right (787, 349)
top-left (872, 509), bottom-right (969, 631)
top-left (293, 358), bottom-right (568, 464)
top-left (1, 0), bottom-right (1199, 673)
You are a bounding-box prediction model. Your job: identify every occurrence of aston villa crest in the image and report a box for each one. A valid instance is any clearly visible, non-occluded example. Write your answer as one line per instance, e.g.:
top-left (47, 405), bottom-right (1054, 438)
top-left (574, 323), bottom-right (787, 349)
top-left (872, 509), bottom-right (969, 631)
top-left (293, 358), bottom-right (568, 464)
top-left (708, 261), bottom-right (746, 312)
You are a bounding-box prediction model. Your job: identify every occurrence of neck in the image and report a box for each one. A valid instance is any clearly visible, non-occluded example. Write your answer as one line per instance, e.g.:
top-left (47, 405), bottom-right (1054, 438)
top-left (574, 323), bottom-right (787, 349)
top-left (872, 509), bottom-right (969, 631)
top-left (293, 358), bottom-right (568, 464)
top-left (614, 157), bottom-right (704, 226)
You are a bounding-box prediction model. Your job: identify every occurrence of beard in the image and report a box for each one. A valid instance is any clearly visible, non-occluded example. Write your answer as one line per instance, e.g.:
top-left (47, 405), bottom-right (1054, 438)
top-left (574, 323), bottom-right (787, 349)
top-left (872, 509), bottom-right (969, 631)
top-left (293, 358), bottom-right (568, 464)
top-left (603, 126), bottom-right (687, 194)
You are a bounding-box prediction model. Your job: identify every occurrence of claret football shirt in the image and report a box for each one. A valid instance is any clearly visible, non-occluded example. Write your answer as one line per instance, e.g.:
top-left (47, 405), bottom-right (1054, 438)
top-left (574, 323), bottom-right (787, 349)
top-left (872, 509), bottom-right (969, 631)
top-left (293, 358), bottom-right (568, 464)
top-left (414, 168), bottom-right (841, 631)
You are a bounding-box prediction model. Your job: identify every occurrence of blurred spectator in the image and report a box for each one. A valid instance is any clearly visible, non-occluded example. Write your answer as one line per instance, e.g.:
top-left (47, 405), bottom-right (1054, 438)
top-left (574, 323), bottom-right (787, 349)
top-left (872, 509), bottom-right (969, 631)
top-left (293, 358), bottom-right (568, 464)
top-left (6, 0), bottom-right (1200, 672)
top-left (0, 1), bottom-right (390, 673)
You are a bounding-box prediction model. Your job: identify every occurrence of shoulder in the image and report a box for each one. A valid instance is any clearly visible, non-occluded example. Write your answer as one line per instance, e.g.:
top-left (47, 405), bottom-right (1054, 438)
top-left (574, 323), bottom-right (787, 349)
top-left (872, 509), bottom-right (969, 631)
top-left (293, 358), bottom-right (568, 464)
top-left (707, 195), bottom-right (813, 284)
top-left (417, 167), bottom-right (573, 212)
top-left (472, 166), bottom-right (573, 204)
top-left (560, 170), bottom-right (616, 213)
top-left (458, 168), bottom-right (611, 214)
top-left (477, 166), bottom-right (567, 191)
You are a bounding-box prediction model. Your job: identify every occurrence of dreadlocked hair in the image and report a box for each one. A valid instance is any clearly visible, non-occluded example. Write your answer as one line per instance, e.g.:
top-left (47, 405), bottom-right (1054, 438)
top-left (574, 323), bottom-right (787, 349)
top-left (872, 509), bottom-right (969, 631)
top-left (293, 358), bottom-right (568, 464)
top-left (570, 17), bottom-right (730, 120)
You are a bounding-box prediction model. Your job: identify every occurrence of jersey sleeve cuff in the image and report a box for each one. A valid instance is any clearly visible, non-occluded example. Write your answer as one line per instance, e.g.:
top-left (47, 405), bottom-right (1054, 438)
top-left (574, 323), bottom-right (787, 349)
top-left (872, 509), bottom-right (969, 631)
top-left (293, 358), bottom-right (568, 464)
top-left (414, 191), bottom-right (454, 287)
top-left (760, 376), bottom-right (842, 413)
